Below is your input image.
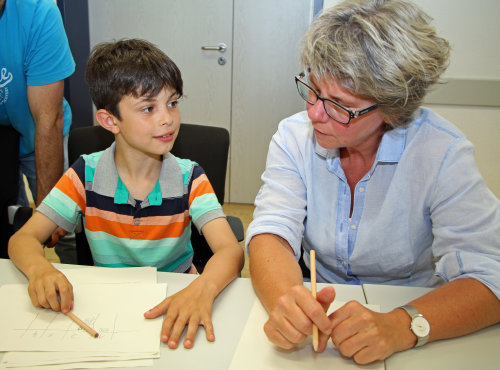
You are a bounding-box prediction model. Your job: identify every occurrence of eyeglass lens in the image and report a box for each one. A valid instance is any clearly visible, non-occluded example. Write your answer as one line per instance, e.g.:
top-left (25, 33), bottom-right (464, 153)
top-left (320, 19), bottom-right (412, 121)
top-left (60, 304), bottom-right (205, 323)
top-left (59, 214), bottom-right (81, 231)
top-left (296, 79), bottom-right (351, 124)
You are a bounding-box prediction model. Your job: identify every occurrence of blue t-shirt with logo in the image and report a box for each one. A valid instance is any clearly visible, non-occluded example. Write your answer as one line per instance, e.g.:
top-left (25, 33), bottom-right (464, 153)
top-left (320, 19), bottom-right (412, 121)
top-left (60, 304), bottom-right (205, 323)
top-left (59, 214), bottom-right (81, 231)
top-left (0, 0), bottom-right (75, 157)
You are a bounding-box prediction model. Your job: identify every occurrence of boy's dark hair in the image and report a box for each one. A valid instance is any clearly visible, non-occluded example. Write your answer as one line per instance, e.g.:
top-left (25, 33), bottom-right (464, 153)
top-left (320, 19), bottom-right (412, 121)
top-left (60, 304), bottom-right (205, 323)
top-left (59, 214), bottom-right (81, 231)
top-left (85, 38), bottom-right (183, 119)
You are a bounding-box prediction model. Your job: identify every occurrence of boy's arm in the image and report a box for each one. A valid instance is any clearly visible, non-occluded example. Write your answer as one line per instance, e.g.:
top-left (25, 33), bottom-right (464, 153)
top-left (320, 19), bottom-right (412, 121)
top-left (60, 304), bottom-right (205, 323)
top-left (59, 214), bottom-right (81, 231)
top-left (199, 217), bottom-right (244, 290)
top-left (8, 211), bottom-right (74, 312)
top-left (144, 217), bottom-right (244, 349)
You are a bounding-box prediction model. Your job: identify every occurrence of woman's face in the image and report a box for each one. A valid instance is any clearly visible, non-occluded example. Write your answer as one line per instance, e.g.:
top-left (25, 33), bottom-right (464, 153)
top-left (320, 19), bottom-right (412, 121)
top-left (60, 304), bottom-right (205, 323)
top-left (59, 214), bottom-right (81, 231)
top-left (306, 74), bottom-right (386, 151)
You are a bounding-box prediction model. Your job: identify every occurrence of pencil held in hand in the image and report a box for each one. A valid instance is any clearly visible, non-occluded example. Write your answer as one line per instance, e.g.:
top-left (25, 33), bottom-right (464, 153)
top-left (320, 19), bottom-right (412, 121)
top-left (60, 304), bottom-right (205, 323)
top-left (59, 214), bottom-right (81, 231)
top-left (310, 250), bottom-right (318, 351)
top-left (65, 311), bottom-right (99, 338)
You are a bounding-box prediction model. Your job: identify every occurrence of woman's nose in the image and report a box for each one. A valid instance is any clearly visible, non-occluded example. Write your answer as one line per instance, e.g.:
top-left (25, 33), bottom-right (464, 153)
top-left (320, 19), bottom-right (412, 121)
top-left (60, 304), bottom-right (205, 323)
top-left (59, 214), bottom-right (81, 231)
top-left (307, 100), bottom-right (328, 122)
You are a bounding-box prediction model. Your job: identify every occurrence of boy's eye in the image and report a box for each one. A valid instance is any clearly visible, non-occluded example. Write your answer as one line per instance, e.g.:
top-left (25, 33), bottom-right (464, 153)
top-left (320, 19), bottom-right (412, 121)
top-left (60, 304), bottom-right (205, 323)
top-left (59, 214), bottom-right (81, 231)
top-left (142, 106), bottom-right (153, 113)
top-left (168, 100), bottom-right (179, 109)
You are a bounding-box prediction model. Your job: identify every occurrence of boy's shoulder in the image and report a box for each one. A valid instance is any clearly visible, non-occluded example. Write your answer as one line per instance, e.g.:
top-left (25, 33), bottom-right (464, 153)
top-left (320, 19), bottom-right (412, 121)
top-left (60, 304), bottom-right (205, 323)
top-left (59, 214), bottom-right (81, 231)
top-left (171, 154), bottom-right (198, 172)
top-left (168, 154), bottom-right (205, 185)
top-left (81, 150), bottom-right (107, 169)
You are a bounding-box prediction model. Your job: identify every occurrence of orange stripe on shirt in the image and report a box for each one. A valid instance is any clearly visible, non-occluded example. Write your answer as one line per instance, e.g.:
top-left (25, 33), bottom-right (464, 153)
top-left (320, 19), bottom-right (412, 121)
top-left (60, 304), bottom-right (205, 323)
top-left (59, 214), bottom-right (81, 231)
top-left (85, 207), bottom-right (190, 226)
top-left (85, 214), bottom-right (191, 240)
top-left (189, 174), bottom-right (215, 206)
top-left (55, 169), bottom-right (86, 211)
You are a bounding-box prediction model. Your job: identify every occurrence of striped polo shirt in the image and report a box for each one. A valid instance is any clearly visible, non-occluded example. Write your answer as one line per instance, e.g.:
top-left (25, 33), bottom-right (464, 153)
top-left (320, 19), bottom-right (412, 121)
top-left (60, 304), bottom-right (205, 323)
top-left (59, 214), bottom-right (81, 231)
top-left (38, 142), bottom-right (225, 272)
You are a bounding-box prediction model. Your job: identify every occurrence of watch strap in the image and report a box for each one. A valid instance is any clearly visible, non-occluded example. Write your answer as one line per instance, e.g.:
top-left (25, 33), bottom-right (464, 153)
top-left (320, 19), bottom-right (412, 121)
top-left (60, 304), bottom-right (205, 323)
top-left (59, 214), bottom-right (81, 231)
top-left (400, 305), bottom-right (429, 347)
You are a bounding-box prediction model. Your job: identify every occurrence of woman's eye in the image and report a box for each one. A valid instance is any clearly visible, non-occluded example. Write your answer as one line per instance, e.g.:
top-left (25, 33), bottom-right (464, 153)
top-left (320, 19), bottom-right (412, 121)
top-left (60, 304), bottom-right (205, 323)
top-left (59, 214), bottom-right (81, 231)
top-left (168, 100), bottom-right (178, 108)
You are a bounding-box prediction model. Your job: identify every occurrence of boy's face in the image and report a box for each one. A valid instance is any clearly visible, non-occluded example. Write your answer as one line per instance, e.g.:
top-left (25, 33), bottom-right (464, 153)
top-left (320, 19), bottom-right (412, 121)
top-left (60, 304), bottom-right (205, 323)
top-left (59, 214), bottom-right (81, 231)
top-left (114, 87), bottom-right (181, 158)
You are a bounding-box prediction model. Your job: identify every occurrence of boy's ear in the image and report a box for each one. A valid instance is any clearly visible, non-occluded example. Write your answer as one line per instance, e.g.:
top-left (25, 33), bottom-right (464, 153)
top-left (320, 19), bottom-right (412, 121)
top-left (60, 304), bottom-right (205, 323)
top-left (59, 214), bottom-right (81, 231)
top-left (95, 109), bottom-right (120, 134)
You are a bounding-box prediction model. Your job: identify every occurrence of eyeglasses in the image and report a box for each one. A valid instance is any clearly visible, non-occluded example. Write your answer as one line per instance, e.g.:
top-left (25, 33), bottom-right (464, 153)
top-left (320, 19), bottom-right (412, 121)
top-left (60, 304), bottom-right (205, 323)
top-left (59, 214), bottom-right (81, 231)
top-left (295, 73), bottom-right (378, 125)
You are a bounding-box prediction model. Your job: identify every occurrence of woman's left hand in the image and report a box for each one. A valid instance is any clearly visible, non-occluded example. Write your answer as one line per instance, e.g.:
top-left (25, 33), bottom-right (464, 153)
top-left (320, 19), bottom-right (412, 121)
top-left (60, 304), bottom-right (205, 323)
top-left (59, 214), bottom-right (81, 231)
top-left (144, 277), bottom-right (216, 349)
top-left (329, 301), bottom-right (412, 365)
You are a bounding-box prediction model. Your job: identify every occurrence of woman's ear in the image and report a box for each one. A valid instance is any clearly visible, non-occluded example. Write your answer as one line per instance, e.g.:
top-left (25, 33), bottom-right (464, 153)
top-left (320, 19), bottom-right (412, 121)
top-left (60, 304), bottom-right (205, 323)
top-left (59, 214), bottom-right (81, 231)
top-left (95, 109), bottom-right (120, 134)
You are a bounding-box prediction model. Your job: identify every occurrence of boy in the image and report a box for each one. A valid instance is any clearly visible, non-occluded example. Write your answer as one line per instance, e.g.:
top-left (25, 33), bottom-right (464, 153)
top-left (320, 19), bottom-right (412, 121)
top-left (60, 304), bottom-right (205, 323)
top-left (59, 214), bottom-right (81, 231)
top-left (8, 39), bottom-right (244, 350)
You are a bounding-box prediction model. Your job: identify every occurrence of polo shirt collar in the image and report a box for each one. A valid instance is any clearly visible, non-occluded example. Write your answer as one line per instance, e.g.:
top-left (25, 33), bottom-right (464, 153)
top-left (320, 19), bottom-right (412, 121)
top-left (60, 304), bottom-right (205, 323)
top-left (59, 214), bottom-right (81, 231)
top-left (91, 143), bottom-right (184, 206)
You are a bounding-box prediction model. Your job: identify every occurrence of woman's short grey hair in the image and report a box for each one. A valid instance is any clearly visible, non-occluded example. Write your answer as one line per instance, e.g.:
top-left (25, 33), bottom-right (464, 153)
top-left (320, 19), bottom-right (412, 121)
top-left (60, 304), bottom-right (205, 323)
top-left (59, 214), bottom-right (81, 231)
top-left (300, 0), bottom-right (450, 128)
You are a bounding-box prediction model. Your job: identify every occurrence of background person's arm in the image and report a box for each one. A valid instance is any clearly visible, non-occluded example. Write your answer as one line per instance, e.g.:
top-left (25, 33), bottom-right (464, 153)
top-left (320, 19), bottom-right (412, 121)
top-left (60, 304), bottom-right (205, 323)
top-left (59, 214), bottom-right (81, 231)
top-left (27, 81), bottom-right (65, 205)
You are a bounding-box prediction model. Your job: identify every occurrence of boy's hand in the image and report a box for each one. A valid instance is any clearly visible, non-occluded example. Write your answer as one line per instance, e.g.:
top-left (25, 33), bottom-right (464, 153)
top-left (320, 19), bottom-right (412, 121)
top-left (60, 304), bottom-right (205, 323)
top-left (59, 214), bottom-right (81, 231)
top-left (144, 276), bottom-right (216, 349)
top-left (27, 265), bottom-right (74, 313)
top-left (263, 285), bottom-right (335, 350)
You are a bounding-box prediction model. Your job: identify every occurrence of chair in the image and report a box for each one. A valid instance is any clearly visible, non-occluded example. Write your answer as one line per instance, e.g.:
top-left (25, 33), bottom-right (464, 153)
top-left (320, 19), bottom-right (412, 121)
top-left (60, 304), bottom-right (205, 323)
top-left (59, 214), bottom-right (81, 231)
top-left (67, 124), bottom-right (243, 271)
top-left (0, 126), bottom-right (20, 258)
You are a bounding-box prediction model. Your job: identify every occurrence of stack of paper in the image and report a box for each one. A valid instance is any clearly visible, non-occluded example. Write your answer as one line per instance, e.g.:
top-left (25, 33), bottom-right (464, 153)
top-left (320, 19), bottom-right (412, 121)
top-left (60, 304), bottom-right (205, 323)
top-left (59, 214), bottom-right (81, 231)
top-left (0, 267), bottom-right (166, 369)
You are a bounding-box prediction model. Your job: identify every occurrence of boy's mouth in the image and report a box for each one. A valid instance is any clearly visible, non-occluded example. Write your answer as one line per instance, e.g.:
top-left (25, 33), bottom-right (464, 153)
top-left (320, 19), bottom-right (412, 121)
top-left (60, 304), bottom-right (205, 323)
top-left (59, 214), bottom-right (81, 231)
top-left (154, 132), bottom-right (174, 142)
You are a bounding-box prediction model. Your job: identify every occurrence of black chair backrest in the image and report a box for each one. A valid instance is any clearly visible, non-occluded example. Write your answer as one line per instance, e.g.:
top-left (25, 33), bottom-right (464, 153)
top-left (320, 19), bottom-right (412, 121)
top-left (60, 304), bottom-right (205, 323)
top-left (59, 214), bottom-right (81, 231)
top-left (68, 125), bottom-right (114, 165)
top-left (172, 124), bottom-right (229, 205)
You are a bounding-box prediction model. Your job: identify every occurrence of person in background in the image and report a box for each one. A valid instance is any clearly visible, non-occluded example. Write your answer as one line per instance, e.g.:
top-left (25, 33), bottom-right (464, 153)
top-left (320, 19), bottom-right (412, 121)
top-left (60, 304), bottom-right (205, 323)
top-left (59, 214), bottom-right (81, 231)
top-left (9, 38), bottom-right (244, 349)
top-left (246, 0), bottom-right (500, 364)
top-left (0, 0), bottom-right (76, 262)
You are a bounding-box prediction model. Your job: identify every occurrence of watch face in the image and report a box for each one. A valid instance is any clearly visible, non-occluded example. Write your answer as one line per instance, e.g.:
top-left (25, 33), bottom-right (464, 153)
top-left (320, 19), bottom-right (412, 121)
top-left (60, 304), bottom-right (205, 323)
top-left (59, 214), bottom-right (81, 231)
top-left (411, 316), bottom-right (430, 337)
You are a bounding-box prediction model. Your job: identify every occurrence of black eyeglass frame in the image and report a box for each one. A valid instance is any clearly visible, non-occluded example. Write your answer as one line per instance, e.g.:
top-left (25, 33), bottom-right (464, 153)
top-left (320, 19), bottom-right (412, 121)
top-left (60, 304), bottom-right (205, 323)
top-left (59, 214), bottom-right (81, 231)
top-left (294, 73), bottom-right (378, 125)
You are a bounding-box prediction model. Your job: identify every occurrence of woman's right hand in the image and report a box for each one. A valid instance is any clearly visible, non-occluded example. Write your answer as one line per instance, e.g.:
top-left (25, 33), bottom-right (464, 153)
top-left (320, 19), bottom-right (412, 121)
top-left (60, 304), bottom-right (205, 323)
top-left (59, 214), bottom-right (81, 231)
top-left (27, 265), bottom-right (74, 313)
top-left (263, 285), bottom-right (336, 351)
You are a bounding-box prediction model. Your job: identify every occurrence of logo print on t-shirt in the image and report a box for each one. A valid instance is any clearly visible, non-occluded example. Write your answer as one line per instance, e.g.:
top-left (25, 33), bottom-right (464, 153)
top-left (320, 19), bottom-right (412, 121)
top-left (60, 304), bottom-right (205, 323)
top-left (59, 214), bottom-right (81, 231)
top-left (0, 68), bottom-right (13, 105)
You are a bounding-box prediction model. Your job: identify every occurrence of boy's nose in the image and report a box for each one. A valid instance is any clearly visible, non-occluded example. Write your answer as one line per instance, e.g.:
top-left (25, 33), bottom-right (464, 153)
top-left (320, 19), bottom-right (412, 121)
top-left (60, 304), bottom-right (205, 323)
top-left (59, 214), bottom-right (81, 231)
top-left (161, 108), bottom-right (174, 126)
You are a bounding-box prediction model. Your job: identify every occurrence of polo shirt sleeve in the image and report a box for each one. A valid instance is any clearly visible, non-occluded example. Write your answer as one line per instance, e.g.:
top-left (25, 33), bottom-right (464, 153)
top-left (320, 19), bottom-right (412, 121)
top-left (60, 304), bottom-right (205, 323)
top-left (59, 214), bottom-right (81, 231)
top-left (188, 164), bottom-right (225, 233)
top-left (24, 0), bottom-right (75, 86)
top-left (37, 157), bottom-right (86, 232)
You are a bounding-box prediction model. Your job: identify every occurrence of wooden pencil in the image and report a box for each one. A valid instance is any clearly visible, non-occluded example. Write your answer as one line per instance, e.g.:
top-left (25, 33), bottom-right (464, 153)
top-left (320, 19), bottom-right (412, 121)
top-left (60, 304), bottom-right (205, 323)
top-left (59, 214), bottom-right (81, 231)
top-left (310, 249), bottom-right (318, 351)
top-left (65, 311), bottom-right (99, 338)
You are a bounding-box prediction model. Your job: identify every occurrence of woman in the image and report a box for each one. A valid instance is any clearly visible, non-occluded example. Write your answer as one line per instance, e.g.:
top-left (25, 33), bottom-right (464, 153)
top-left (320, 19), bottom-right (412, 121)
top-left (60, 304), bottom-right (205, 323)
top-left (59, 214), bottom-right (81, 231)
top-left (246, 0), bottom-right (500, 364)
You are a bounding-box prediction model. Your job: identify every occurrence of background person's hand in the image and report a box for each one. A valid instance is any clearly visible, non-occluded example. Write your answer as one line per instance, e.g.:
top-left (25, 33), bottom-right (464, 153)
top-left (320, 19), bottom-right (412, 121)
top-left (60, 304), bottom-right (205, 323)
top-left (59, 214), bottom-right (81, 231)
top-left (45, 227), bottom-right (68, 247)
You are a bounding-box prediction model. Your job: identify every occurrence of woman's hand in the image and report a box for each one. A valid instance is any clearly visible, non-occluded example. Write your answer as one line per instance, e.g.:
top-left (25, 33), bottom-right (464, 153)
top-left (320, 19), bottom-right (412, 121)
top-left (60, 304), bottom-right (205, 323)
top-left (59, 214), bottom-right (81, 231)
top-left (263, 285), bottom-right (336, 350)
top-left (329, 301), bottom-right (411, 364)
top-left (27, 264), bottom-right (74, 313)
top-left (144, 277), bottom-right (217, 349)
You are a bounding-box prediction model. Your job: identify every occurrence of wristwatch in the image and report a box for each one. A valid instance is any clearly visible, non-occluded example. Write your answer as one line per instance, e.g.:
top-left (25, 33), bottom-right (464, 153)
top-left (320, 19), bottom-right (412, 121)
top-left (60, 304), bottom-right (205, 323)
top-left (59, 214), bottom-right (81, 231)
top-left (400, 305), bottom-right (430, 347)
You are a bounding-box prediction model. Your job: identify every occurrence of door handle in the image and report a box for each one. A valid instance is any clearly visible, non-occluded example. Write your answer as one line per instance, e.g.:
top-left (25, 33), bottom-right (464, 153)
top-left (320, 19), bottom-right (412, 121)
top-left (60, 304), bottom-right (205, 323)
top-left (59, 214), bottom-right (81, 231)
top-left (201, 43), bottom-right (227, 53)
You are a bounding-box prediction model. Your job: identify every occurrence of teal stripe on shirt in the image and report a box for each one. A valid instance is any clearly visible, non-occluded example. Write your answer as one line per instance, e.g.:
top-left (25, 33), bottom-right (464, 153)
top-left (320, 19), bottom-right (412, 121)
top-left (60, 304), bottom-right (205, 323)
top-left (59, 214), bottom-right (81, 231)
top-left (190, 193), bottom-right (221, 222)
top-left (86, 228), bottom-right (192, 270)
top-left (43, 187), bottom-right (81, 225)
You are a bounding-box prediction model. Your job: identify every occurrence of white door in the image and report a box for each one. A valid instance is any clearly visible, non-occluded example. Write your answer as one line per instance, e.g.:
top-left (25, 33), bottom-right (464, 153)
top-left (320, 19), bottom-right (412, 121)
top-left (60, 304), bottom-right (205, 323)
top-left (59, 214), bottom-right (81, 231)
top-left (88, 0), bottom-right (233, 132)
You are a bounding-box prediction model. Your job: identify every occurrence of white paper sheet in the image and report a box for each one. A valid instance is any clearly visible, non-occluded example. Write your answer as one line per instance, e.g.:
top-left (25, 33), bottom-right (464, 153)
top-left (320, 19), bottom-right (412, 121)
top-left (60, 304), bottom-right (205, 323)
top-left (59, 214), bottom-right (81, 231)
top-left (58, 266), bottom-right (157, 285)
top-left (229, 300), bottom-right (384, 370)
top-left (1, 351), bottom-right (158, 367)
top-left (0, 283), bottom-right (166, 352)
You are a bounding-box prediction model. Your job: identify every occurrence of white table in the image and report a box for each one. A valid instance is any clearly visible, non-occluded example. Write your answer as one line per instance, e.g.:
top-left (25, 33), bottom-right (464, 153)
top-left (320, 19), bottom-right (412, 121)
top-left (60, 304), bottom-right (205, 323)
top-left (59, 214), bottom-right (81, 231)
top-left (0, 259), bottom-right (365, 370)
top-left (364, 284), bottom-right (500, 370)
top-left (2, 259), bottom-right (498, 369)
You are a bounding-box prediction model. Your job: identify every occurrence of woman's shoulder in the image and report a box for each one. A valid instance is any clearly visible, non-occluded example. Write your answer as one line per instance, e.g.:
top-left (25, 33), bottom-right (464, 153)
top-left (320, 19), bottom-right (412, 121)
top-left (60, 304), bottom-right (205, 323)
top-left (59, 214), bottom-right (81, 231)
top-left (408, 108), bottom-right (467, 142)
